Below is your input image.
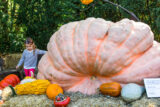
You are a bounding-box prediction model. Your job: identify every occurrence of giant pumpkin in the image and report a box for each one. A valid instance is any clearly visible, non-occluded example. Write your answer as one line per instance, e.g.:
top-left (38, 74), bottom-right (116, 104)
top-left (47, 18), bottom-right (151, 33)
top-left (37, 17), bottom-right (160, 95)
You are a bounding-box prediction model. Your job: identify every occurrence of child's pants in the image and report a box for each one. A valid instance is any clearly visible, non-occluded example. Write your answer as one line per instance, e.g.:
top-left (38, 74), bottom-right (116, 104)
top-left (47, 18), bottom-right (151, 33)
top-left (24, 68), bottom-right (35, 77)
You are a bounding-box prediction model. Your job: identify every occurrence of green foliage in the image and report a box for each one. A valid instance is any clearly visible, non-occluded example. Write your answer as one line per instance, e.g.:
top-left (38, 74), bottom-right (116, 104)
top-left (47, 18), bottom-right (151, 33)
top-left (0, 0), bottom-right (160, 53)
top-left (0, 0), bottom-right (26, 53)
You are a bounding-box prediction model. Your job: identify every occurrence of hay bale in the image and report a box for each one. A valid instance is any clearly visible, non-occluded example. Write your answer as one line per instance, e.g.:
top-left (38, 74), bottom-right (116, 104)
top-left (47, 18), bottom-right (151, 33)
top-left (65, 92), bottom-right (126, 107)
top-left (130, 94), bottom-right (160, 107)
top-left (1, 95), bottom-right (53, 107)
top-left (3, 54), bottom-right (22, 69)
top-left (1, 92), bottom-right (160, 107)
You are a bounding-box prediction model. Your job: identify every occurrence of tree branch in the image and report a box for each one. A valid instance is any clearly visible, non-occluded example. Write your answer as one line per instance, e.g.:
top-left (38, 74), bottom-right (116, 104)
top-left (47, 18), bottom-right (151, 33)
top-left (103, 0), bottom-right (140, 21)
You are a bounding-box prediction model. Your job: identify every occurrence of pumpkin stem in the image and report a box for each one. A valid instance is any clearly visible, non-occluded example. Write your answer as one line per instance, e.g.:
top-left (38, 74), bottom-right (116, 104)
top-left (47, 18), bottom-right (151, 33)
top-left (30, 71), bottom-right (34, 78)
top-left (8, 85), bottom-right (17, 96)
top-left (90, 76), bottom-right (96, 80)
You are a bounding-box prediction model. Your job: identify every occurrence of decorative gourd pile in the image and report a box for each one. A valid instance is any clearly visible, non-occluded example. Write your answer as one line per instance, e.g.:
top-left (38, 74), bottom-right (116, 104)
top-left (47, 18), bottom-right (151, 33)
top-left (37, 17), bottom-right (160, 95)
top-left (0, 79), bottom-right (56, 101)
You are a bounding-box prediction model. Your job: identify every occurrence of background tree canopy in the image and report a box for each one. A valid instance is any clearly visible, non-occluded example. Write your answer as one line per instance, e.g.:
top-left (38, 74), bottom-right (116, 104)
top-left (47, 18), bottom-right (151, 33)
top-left (0, 0), bottom-right (160, 53)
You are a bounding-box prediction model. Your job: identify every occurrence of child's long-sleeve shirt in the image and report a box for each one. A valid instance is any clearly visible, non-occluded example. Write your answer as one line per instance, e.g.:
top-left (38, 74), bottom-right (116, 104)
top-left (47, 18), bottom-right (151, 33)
top-left (17, 49), bottom-right (47, 69)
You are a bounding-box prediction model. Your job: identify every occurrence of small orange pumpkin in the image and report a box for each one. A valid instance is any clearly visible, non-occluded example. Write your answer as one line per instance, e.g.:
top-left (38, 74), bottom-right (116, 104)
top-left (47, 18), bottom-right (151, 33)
top-left (81, 0), bottom-right (93, 5)
top-left (99, 82), bottom-right (122, 97)
top-left (46, 84), bottom-right (63, 100)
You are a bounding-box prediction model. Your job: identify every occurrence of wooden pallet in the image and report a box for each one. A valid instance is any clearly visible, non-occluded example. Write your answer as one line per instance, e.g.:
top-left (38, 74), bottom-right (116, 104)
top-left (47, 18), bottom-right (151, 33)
top-left (0, 69), bottom-right (24, 80)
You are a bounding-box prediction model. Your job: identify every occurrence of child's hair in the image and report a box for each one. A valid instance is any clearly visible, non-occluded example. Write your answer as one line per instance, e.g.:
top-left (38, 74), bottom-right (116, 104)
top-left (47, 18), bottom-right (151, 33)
top-left (25, 37), bottom-right (36, 55)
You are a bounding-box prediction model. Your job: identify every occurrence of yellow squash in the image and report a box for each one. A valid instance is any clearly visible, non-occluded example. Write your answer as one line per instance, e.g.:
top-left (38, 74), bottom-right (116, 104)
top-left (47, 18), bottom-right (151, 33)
top-left (15, 80), bottom-right (50, 95)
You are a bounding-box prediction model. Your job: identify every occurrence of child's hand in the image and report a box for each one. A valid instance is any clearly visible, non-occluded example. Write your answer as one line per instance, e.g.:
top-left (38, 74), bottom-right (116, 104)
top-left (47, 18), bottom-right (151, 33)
top-left (16, 66), bottom-right (19, 70)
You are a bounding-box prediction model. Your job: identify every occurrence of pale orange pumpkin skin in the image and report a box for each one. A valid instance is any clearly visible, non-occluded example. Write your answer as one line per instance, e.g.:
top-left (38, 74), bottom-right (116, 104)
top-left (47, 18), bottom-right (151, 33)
top-left (37, 17), bottom-right (160, 95)
top-left (46, 84), bottom-right (63, 100)
top-left (99, 82), bottom-right (121, 97)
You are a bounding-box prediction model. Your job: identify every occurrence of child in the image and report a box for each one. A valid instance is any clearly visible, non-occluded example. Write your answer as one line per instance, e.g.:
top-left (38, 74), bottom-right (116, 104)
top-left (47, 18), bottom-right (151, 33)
top-left (16, 37), bottom-right (47, 77)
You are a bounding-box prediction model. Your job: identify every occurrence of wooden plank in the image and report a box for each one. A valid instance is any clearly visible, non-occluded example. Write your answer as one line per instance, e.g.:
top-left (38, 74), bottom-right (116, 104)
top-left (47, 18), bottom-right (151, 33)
top-left (0, 69), bottom-right (23, 80)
